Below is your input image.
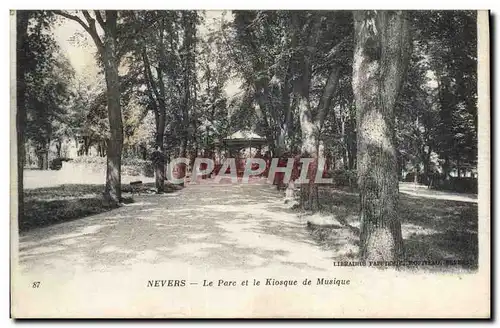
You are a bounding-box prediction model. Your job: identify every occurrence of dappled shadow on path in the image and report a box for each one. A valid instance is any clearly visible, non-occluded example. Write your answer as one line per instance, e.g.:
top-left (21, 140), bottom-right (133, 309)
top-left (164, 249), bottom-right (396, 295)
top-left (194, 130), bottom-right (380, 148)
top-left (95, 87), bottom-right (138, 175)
top-left (19, 183), bottom-right (334, 274)
top-left (19, 182), bottom-right (479, 274)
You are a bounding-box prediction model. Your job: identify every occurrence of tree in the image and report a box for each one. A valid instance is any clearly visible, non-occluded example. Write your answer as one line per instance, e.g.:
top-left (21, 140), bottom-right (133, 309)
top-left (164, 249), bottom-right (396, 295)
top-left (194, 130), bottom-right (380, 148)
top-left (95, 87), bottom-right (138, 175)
top-left (228, 11), bottom-right (352, 208)
top-left (289, 11), bottom-right (352, 210)
top-left (197, 12), bottom-right (232, 157)
top-left (180, 12), bottom-right (200, 164)
top-left (352, 11), bottom-right (410, 261)
top-left (423, 11), bottom-right (477, 179)
top-left (25, 52), bottom-right (74, 169)
top-left (124, 11), bottom-right (202, 189)
top-left (16, 10), bottom-right (30, 224)
top-left (127, 11), bottom-right (171, 192)
top-left (66, 72), bottom-right (109, 156)
top-left (17, 10), bottom-right (65, 215)
top-left (229, 11), bottom-right (295, 156)
top-left (55, 10), bottom-right (124, 203)
top-left (392, 11), bottom-right (477, 185)
top-left (396, 34), bottom-right (438, 183)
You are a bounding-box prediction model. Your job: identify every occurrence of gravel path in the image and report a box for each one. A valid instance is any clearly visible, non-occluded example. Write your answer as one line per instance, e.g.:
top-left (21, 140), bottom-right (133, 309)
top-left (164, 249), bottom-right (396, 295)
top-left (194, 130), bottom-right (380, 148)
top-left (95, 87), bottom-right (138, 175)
top-left (17, 180), bottom-right (336, 275)
top-left (13, 178), bottom-right (480, 318)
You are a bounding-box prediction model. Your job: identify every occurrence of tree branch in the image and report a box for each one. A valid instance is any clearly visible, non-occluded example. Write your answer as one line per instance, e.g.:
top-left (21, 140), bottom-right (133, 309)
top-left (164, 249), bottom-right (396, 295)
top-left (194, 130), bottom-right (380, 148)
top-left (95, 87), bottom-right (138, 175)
top-left (54, 10), bottom-right (104, 52)
top-left (317, 65), bottom-right (341, 130)
top-left (142, 47), bottom-right (162, 110)
top-left (53, 10), bottom-right (89, 30)
top-left (94, 10), bottom-right (106, 29)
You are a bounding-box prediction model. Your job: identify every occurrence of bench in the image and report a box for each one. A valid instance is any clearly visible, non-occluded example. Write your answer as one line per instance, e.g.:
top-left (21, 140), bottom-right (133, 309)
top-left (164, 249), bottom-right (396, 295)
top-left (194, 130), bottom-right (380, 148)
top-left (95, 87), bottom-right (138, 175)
top-left (130, 180), bottom-right (143, 195)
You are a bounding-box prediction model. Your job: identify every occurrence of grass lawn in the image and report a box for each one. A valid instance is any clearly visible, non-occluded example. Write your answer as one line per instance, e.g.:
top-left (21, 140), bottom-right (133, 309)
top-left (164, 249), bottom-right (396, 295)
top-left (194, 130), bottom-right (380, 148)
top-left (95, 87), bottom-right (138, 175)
top-left (304, 186), bottom-right (478, 270)
top-left (21, 182), bottom-right (182, 233)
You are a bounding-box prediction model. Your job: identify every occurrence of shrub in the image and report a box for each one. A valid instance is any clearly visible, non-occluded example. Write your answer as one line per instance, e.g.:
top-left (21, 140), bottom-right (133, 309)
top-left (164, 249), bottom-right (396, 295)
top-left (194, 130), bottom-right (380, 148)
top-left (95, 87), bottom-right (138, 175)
top-left (431, 177), bottom-right (478, 194)
top-left (122, 157), bottom-right (154, 177)
top-left (327, 169), bottom-right (357, 188)
top-left (49, 158), bottom-right (63, 170)
top-left (122, 157), bottom-right (149, 166)
top-left (71, 156), bottom-right (107, 165)
top-left (403, 172), bottom-right (428, 183)
top-left (48, 157), bottom-right (73, 170)
top-left (141, 162), bottom-right (155, 177)
top-left (68, 156), bottom-right (154, 177)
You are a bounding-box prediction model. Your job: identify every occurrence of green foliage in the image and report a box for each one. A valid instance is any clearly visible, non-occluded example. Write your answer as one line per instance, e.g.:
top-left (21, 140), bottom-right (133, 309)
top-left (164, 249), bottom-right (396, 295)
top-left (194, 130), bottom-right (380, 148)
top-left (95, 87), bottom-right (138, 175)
top-left (23, 11), bottom-right (75, 154)
top-left (65, 73), bottom-right (108, 147)
top-left (71, 155), bottom-right (149, 167)
top-left (70, 156), bottom-right (107, 164)
top-left (395, 11), bottom-right (477, 182)
top-left (226, 11), bottom-right (355, 157)
top-left (49, 158), bottom-right (64, 170)
top-left (23, 10), bottom-right (477, 191)
top-left (431, 177), bottom-right (478, 194)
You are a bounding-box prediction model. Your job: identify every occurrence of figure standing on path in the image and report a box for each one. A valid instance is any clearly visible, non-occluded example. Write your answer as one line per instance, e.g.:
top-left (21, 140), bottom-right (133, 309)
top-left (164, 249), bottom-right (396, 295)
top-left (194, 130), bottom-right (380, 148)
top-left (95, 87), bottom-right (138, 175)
top-left (151, 145), bottom-right (165, 194)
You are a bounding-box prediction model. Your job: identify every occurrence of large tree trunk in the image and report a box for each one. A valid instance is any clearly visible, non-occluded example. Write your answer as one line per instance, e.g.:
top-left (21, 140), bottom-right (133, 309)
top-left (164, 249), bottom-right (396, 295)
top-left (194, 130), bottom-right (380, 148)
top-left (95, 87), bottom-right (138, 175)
top-left (16, 11), bottom-right (29, 221)
top-left (346, 108), bottom-right (357, 170)
top-left (298, 97), bottom-right (320, 211)
top-left (277, 63), bottom-right (294, 155)
top-left (101, 140), bottom-right (107, 157)
top-left (36, 143), bottom-right (49, 170)
top-left (341, 115), bottom-right (349, 169)
top-left (103, 12), bottom-right (123, 204)
top-left (83, 136), bottom-right (91, 155)
top-left (56, 139), bottom-right (62, 158)
top-left (298, 66), bottom-right (341, 211)
top-left (422, 146), bottom-right (431, 185)
top-left (177, 138), bottom-right (187, 187)
top-left (156, 20), bottom-right (168, 194)
top-left (352, 11), bottom-right (410, 262)
top-left (155, 118), bottom-right (166, 193)
top-left (142, 45), bottom-right (166, 193)
top-left (294, 11), bottom-right (342, 211)
top-left (443, 155), bottom-right (451, 181)
top-left (42, 138), bottom-right (50, 170)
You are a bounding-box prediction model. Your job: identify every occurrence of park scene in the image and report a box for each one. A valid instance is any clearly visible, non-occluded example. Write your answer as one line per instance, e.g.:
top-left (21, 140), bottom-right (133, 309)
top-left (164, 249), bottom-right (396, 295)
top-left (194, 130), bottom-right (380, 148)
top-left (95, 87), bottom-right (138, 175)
top-left (15, 10), bottom-right (478, 277)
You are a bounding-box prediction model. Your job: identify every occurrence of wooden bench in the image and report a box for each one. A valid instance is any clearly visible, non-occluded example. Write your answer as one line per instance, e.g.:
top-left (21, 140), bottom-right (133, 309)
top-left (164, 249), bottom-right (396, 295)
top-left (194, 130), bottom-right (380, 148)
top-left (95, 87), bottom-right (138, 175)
top-left (130, 180), bottom-right (143, 195)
